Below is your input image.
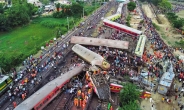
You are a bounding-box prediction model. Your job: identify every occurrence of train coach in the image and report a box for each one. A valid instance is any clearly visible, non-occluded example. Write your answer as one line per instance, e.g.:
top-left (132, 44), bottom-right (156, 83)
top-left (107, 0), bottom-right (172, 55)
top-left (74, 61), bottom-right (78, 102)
top-left (70, 36), bottom-right (129, 50)
top-left (116, 3), bottom-right (124, 15)
top-left (103, 19), bottom-right (142, 36)
top-left (116, 0), bottom-right (129, 15)
top-left (72, 44), bottom-right (110, 70)
top-left (14, 64), bottom-right (85, 110)
top-left (106, 14), bottom-right (121, 21)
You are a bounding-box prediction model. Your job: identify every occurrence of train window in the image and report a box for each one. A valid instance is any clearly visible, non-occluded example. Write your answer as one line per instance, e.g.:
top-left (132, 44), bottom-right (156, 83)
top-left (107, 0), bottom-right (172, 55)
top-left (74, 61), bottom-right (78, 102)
top-left (32, 107), bottom-right (39, 110)
top-left (43, 99), bottom-right (48, 104)
top-left (5, 80), bottom-right (8, 84)
top-left (56, 87), bottom-right (59, 92)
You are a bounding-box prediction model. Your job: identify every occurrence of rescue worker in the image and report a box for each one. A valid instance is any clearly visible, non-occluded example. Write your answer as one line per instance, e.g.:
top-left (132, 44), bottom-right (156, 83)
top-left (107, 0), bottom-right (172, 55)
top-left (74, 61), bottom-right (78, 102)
top-left (13, 101), bottom-right (17, 108)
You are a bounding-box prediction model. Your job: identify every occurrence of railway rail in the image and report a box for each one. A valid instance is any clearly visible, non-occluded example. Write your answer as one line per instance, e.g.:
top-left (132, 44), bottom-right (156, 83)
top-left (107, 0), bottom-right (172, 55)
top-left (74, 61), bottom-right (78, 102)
top-left (1, 3), bottom-right (112, 110)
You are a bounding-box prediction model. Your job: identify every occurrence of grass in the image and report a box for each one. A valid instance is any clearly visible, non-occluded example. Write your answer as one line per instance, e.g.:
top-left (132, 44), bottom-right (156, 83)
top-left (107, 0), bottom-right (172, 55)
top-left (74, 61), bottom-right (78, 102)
top-left (105, 7), bottom-right (115, 17)
top-left (0, 17), bottom-right (67, 55)
top-left (152, 22), bottom-right (160, 30)
top-left (176, 10), bottom-right (184, 18)
top-left (161, 35), bottom-right (166, 39)
top-left (0, 3), bottom-right (101, 72)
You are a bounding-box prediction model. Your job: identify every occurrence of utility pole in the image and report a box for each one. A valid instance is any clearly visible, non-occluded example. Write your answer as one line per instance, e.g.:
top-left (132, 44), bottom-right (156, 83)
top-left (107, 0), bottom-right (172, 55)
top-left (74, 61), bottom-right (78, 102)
top-left (72, 17), bottom-right (76, 29)
top-left (83, 8), bottom-right (84, 18)
top-left (0, 67), bottom-right (2, 76)
top-left (67, 17), bottom-right (69, 31)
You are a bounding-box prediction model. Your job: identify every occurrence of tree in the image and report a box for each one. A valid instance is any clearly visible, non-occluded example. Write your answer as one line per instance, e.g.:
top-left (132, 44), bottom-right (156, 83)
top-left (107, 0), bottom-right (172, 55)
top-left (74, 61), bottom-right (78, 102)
top-left (150, 0), bottom-right (159, 5)
top-left (167, 13), bottom-right (178, 21)
top-left (119, 101), bottom-right (141, 110)
top-left (71, 3), bottom-right (83, 17)
top-left (56, 3), bottom-right (60, 12)
top-left (40, 0), bottom-right (50, 5)
top-left (127, 1), bottom-right (136, 11)
top-left (158, 0), bottom-right (172, 11)
top-left (173, 19), bottom-right (183, 29)
top-left (0, 3), bottom-right (4, 13)
top-left (119, 83), bottom-right (140, 106)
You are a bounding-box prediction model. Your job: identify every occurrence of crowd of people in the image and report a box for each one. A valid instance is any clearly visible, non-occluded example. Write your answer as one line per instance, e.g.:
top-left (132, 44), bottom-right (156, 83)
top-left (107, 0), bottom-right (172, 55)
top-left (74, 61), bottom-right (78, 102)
top-left (2, 1), bottom-right (184, 110)
top-left (171, 3), bottom-right (184, 13)
top-left (2, 2), bottom-right (113, 109)
top-left (7, 43), bottom-right (68, 108)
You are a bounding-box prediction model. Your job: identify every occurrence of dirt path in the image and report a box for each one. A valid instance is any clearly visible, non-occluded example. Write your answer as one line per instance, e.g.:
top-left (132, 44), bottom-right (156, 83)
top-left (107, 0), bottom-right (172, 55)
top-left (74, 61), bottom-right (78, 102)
top-left (142, 4), bottom-right (158, 24)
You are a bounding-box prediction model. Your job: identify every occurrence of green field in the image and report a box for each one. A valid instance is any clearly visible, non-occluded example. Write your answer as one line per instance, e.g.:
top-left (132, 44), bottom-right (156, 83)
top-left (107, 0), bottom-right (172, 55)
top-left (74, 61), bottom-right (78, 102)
top-left (0, 17), bottom-right (74, 72)
top-left (0, 17), bottom-right (67, 56)
top-left (0, 3), bottom-right (100, 72)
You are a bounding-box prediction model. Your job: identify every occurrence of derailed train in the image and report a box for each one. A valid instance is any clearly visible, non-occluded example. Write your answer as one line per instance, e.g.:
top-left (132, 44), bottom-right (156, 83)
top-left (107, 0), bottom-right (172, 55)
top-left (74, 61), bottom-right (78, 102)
top-left (72, 44), bottom-right (110, 70)
top-left (14, 64), bottom-right (85, 110)
top-left (103, 0), bottom-right (142, 36)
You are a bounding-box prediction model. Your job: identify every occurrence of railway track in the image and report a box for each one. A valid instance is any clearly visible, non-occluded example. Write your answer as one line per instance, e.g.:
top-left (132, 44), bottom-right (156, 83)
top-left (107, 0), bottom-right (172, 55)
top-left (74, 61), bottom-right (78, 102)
top-left (45, 92), bottom-right (74, 110)
top-left (2, 2), bottom-right (113, 110)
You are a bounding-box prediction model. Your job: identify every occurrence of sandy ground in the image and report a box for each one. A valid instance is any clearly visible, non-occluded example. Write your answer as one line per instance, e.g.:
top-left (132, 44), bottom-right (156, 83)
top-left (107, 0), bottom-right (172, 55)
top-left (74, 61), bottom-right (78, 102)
top-left (130, 6), bottom-right (142, 29)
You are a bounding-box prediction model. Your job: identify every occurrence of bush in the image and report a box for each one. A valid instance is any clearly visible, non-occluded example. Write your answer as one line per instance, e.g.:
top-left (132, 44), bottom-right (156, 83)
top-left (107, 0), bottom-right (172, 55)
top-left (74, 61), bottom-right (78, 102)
top-left (127, 1), bottom-right (136, 11)
top-left (126, 21), bottom-right (131, 27)
top-left (40, 21), bottom-right (63, 28)
top-left (140, 20), bottom-right (144, 24)
top-left (61, 27), bottom-right (68, 33)
top-left (126, 15), bottom-right (131, 21)
top-left (175, 40), bottom-right (184, 47)
top-left (152, 22), bottom-right (160, 30)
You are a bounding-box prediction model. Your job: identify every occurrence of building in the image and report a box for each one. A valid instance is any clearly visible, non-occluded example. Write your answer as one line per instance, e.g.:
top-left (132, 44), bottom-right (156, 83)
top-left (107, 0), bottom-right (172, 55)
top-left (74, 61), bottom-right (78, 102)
top-left (157, 62), bottom-right (175, 95)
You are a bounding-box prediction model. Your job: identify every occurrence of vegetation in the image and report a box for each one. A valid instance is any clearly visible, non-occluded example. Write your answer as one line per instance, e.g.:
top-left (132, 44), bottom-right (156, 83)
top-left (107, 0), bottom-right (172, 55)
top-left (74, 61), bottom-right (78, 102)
top-left (126, 14), bottom-right (131, 27)
top-left (147, 0), bottom-right (172, 11)
top-left (119, 83), bottom-right (141, 110)
top-left (0, 1), bottom-right (99, 73)
top-left (166, 12), bottom-right (184, 29)
top-left (158, 0), bottom-right (172, 10)
top-left (53, 3), bottom-right (84, 18)
top-left (127, 1), bottom-right (136, 11)
top-left (175, 40), bottom-right (184, 47)
top-left (152, 22), bottom-right (160, 30)
top-left (39, 0), bottom-right (56, 4)
top-left (53, 2), bottom-right (100, 18)
top-left (0, 0), bottom-right (38, 31)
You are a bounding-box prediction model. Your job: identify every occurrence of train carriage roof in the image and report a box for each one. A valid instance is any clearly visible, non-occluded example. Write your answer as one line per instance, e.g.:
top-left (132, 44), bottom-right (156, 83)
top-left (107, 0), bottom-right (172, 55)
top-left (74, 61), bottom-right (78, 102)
top-left (103, 19), bottom-right (142, 35)
top-left (14, 65), bottom-right (85, 110)
top-left (0, 75), bottom-right (9, 84)
top-left (71, 36), bottom-right (129, 49)
top-left (116, 3), bottom-right (124, 14)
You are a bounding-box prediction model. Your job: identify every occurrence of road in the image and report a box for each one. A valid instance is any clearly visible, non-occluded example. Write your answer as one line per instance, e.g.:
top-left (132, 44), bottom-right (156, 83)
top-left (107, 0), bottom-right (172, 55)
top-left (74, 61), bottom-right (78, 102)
top-left (1, 2), bottom-right (115, 110)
